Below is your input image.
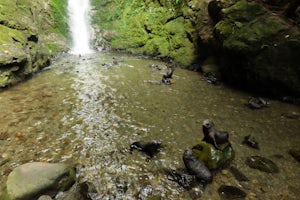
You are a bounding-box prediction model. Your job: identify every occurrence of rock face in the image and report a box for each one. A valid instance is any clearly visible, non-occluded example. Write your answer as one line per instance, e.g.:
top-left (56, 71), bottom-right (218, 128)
top-left (91, 0), bottom-right (300, 97)
top-left (212, 0), bottom-right (300, 96)
top-left (1, 162), bottom-right (75, 200)
top-left (0, 0), bottom-right (69, 87)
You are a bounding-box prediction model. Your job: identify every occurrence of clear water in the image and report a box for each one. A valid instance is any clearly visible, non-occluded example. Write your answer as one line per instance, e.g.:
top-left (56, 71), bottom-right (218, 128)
top-left (0, 53), bottom-right (299, 199)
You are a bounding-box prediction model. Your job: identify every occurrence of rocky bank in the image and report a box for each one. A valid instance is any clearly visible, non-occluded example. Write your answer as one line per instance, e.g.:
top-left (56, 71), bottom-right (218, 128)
top-left (0, 0), bottom-right (69, 87)
top-left (1, 0), bottom-right (299, 97)
top-left (91, 0), bottom-right (300, 97)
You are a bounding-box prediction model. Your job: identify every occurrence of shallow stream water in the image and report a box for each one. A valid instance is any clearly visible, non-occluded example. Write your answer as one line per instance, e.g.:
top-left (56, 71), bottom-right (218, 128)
top-left (0, 53), bottom-right (299, 199)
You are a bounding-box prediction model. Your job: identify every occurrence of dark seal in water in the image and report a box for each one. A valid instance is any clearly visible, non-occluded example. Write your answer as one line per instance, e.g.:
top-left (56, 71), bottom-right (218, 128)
top-left (242, 135), bottom-right (259, 150)
top-left (183, 148), bottom-right (212, 184)
top-left (130, 141), bottom-right (162, 159)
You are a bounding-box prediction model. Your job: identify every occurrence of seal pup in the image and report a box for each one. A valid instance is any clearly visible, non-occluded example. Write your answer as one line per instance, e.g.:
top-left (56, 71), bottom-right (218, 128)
top-left (247, 97), bottom-right (268, 109)
top-left (183, 148), bottom-right (212, 184)
top-left (130, 141), bottom-right (162, 160)
top-left (242, 134), bottom-right (259, 149)
top-left (163, 68), bottom-right (174, 79)
top-left (202, 119), bottom-right (230, 150)
top-left (161, 67), bottom-right (174, 85)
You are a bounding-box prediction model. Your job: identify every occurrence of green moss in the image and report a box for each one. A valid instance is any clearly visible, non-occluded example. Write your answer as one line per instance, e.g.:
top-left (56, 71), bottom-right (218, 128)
top-left (192, 142), bottom-right (235, 170)
top-left (50, 0), bottom-right (69, 39)
top-left (91, 0), bottom-right (197, 66)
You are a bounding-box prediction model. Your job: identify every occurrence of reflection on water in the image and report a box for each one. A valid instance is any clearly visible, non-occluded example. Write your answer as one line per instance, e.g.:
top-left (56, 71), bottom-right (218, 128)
top-left (0, 53), bottom-right (300, 199)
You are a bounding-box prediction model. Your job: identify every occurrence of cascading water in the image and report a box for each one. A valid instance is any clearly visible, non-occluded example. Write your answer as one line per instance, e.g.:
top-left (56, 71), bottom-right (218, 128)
top-left (68, 0), bottom-right (93, 54)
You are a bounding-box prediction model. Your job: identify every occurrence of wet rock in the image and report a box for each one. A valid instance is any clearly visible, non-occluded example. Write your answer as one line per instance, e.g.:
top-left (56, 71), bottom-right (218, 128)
top-left (229, 166), bottom-right (249, 182)
top-left (38, 195), bottom-right (52, 200)
top-left (138, 185), bottom-right (154, 199)
top-left (215, 0), bottom-right (300, 97)
top-left (246, 156), bottom-right (279, 173)
top-left (56, 181), bottom-right (97, 200)
top-left (165, 168), bottom-right (198, 190)
top-left (281, 112), bottom-right (300, 120)
top-left (192, 142), bottom-right (235, 170)
top-left (183, 149), bottom-right (212, 184)
top-left (247, 97), bottom-right (268, 109)
top-left (242, 135), bottom-right (259, 149)
top-left (0, 0), bottom-right (67, 88)
top-left (203, 72), bottom-right (219, 85)
top-left (1, 162), bottom-right (75, 200)
top-left (218, 185), bottom-right (247, 199)
top-left (0, 158), bottom-right (10, 167)
top-left (115, 178), bottom-right (128, 193)
top-left (130, 141), bottom-right (162, 160)
top-left (288, 149), bottom-right (300, 162)
top-left (145, 195), bottom-right (162, 200)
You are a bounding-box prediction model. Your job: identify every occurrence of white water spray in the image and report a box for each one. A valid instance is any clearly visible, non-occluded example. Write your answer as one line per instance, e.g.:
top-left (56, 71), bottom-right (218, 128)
top-left (68, 0), bottom-right (93, 54)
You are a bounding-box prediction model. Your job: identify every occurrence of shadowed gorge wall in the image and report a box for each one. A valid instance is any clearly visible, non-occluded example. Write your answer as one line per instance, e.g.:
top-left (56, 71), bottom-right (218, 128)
top-left (91, 0), bottom-right (300, 97)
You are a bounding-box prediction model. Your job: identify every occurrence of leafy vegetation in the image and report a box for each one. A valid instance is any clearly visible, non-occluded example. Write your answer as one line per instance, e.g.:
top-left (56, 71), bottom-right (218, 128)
top-left (50, 0), bottom-right (70, 39)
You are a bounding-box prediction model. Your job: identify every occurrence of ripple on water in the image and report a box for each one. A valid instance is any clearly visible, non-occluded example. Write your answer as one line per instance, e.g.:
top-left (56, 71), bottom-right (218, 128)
top-left (0, 53), bottom-right (300, 199)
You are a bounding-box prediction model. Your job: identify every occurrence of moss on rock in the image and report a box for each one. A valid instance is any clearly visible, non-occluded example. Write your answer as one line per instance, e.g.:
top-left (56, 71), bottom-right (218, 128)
top-left (214, 0), bottom-right (300, 96)
top-left (0, 0), bottom-right (69, 87)
top-left (91, 0), bottom-right (198, 66)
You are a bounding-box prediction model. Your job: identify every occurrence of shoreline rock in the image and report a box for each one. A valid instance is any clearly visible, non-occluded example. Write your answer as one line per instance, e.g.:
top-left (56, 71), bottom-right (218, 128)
top-left (0, 162), bottom-right (75, 200)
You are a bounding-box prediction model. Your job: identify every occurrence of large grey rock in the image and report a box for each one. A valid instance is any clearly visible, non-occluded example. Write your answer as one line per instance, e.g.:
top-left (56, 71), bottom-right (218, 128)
top-left (2, 162), bottom-right (75, 200)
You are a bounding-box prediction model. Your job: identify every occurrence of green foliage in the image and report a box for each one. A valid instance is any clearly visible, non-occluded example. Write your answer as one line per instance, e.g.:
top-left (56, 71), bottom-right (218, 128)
top-left (50, 0), bottom-right (70, 39)
top-left (91, 0), bottom-right (197, 66)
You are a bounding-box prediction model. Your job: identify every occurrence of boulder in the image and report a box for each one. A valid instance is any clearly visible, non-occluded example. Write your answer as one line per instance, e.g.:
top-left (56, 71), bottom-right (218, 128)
top-left (0, 162), bottom-right (75, 200)
top-left (213, 0), bottom-right (300, 96)
top-left (191, 141), bottom-right (235, 170)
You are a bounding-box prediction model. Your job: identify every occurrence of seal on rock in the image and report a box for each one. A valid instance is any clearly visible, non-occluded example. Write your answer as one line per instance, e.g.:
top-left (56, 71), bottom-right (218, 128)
top-left (183, 148), bottom-right (212, 184)
top-left (202, 119), bottom-right (230, 151)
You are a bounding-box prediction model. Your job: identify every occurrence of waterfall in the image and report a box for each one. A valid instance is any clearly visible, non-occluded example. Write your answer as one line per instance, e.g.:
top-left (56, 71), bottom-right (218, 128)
top-left (68, 0), bottom-right (93, 54)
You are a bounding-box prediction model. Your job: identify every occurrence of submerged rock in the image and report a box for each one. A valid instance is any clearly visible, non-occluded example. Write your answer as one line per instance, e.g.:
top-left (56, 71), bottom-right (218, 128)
top-left (229, 166), bottom-right (249, 182)
top-left (165, 168), bottom-right (198, 190)
top-left (246, 156), bottom-right (279, 173)
top-left (1, 162), bottom-right (75, 200)
top-left (56, 181), bottom-right (97, 200)
top-left (218, 185), bottom-right (246, 199)
top-left (192, 141), bottom-right (235, 170)
top-left (288, 149), bottom-right (300, 162)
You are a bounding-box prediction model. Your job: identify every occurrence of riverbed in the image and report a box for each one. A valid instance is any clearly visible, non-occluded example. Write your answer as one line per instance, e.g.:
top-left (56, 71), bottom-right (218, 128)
top-left (0, 53), bottom-right (299, 199)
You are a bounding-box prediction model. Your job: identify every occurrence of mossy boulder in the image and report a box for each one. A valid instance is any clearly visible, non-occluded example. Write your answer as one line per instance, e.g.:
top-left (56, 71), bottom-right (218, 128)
top-left (213, 0), bottom-right (300, 96)
top-left (0, 0), bottom-right (69, 87)
top-left (192, 141), bottom-right (235, 170)
top-left (91, 0), bottom-right (199, 66)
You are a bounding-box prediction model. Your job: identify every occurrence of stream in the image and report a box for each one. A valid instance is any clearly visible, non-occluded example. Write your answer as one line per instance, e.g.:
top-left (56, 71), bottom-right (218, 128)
top-left (0, 52), bottom-right (299, 199)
